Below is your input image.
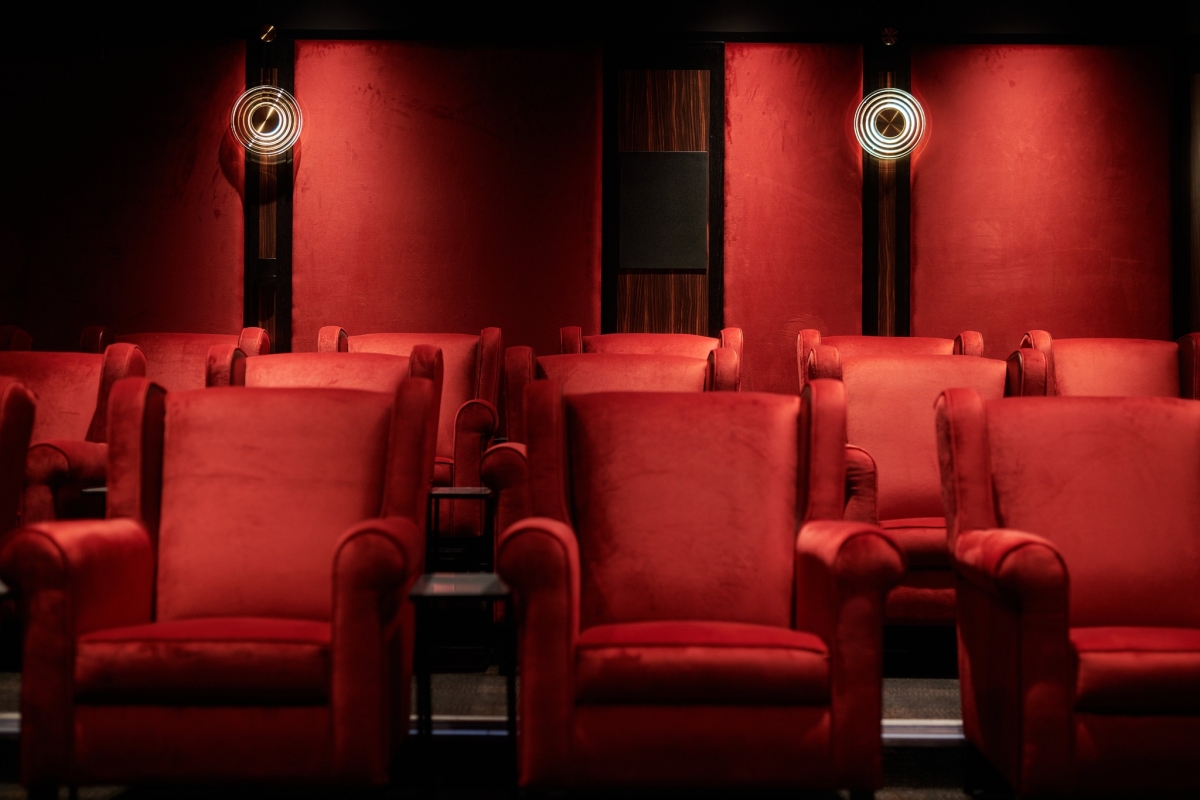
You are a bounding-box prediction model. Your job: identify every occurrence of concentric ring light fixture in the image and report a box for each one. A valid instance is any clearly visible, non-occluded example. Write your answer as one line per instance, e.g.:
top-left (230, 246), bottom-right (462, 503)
top-left (854, 88), bottom-right (925, 160)
top-left (230, 85), bottom-right (302, 158)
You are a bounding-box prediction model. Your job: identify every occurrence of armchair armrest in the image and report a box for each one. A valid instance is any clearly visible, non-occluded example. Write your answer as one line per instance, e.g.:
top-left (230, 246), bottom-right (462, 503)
top-left (0, 518), bottom-right (152, 784)
top-left (205, 344), bottom-right (246, 387)
top-left (79, 326), bottom-right (115, 354)
top-left (480, 442), bottom-right (529, 539)
top-left (806, 344), bottom-right (842, 382)
top-left (496, 517), bottom-right (579, 786)
top-left (331, 516), bottom-right (423, 782)
top-left (559, 326), bottom-right (583, 354)
top-left (318, 326), bottom-right (349, 353)
top-left (706, 347), bottom-right (739, 391)
top-left (1005, 348), bottom-right (1051, 397)
top-left (504, 346), bottom-right (536, 444)
top-left (23, 440), bottom-right (108, 524)
top-left (794, 519), bottom-right (904, 788)
top-left (843, 444), bottom-right (878, 524)
top-left (954, 330), bottom-right (985, 357)
top-left (952, 528), bottom-right (1072, 795)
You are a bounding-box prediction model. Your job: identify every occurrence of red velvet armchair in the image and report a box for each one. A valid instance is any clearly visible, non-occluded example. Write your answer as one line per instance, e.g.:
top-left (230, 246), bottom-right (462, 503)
top-left (799, 330), bottom-right (1005, 624)
top-left (0, 327), bottom-right (32, 351)
top-left (0, 346), bottom-right (145, 524)
top-left (1006, 330), bottom-right (1200, 398)
top-left (497, 380), bottom-right (904, 792)
top-left (81, 327), bottom-right (271, 392)
top-left (937, 389), bottom-right (1200, 796)
top-left (0, 375), bottom-right (441, 793)
top-left (482, 347), bottom-right (739, 549)
top-left (317, 327), bottom-right (501, 538)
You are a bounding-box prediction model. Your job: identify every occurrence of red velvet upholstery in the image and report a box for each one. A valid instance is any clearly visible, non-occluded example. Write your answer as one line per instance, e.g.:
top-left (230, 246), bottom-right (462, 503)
top-left (317, 327), bottom-right (500, 538)
top-left (559, 325), bottom-right (744, 364)
top-left (1006, 330), bottom-right (1200, 399)
top-left (0, 346), bottom-right (145, 524)
top-left (486, 347), bottom-right (739, 549)
top-left (0, 326), bottom-right (32, 351)
top-left (0, 380), bottom-right (35, 535)
top-left (80, 327), bottom-right (270, 392)
top-left (937, 389), bottom-right (1200, 795)
top-left (0, 376), bottom-right (440, 789)
top-left (800, 334), bottom-right (1005, 624)
top-left (497, 381), bottom-right (903, 790)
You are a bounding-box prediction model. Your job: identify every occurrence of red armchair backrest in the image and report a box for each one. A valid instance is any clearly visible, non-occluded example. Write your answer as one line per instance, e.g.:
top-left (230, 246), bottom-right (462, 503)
top-left (1013, 331), bottom-right (1197, 398)
top-left (937, 390), bottom-right (1200, 629)
top-left (524, 381), bottom-right (848, 630)
top-left (318, 328), bottom-right (501, 461)
top-left (81, 328), bottom-right (271, 393)
top-left (0, 345), bottom-right (144, 443)
top-left (797, 329), bottom-right (984, 387)
top-left (107, 378), bottom-right (440, 624)
top-left (0, 379), bottom-right (35, 532)
top-left (560, 326), bottom-right (744, 364)
top-left (205, 351), bottom-right (443, 400)
top-left (504, 349), bottom-right (736, 443)
top-left (842, 355), bottom-right (1006, 520)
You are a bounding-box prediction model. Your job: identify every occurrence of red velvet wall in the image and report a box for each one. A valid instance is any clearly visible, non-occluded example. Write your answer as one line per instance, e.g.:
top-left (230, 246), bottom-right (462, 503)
top-left (0, 43), bottom-right (245, 350)
top-left (724, 43), bottom-right (863, 393)
top-left (910, 46), bottom-right (1172, 358)
top-left (292, 42), bottom-right (602, 356)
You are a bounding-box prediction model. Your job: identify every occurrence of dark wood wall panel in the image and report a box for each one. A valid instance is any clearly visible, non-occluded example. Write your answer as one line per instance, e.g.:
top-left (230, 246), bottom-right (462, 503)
top-left (618, 70), bottom-right (709, 152)
top-left (617, 272), bottom-right (708, 335)
top-left (616, 68), bottom-right (710, 334)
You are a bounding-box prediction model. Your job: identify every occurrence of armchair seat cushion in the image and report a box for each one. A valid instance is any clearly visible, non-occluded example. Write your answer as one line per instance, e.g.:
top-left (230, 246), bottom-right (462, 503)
top-left (575, 621), bottom-right (829, 706)
top-left (880, 517), bottom-right (949, 568)
top-left (76, 617), bottom-right (331, 706)
top-left (1072, 626), bottom-right (1200, 714)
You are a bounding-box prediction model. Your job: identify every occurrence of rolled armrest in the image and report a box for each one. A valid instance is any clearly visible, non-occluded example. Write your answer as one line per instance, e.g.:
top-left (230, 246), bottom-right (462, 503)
top-left (718, 326), bottom-right (743, 365)
top-left (806, 344), bottom-right (842, 382)
top-left (843, 444), bottom-right (878, 524)
top-left (480, 442), bottom-right (529, 539)
top-left (795, 519), bottom-right (903, 789)
top-left (318, 326), bottom-right (349, 353)
top-left (954, 331), bottom-right (985, 357)
top-left (559, 326), bottom-right (583, 355)
top-left (23, 440), bottom-right (108, 524)
top-left (496, 517), bottom-right (579, 786)
top-left (1005, 348), bottom-right (1051, 397)
top-left (707, 347), bottom-right (739, 391)
top-left (0, 517), bottom-right (153, 784)
top-left (953, 527), bottom-right (1067, 611)
top-left (79, 326), bottom-right (114, 354)
top-left (452, 399), bottom-right (500, 488)
top-left (953, 527), bottom-right (1072, 795)
top-left (205, 344), bottom-right (246, 387)
top-left (331, 516), bottom-right (422, 782)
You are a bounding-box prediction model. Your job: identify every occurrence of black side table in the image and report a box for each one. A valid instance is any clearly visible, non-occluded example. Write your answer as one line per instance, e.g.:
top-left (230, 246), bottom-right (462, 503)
top-left (426, 486), bottom-right (495, 572)
top-left (408, 572), bottom-right (516, 740)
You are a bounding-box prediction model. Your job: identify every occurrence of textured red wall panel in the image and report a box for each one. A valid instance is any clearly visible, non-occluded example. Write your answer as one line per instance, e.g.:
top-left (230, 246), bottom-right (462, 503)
top-left (0, 42), bottom-right (245, 350)
top-left (292, 42), bottom-right (602, 356)
top-left (724, 43), bottom-right (863, 394)
top-left (911, 46), bottom-right (1171, 358)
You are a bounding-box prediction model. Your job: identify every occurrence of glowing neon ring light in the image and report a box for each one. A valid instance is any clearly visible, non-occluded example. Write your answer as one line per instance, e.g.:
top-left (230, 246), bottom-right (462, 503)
top-left (230, 86), bottom-right (302, 157)
top-left (854, 88), bottom-right (925, 160)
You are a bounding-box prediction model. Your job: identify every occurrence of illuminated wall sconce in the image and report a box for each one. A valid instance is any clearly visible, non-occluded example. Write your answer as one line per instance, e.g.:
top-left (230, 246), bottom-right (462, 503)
top-left (854, 88), bottom-right (925, 159)
top-left (230, 85), bottom-right (302, 159)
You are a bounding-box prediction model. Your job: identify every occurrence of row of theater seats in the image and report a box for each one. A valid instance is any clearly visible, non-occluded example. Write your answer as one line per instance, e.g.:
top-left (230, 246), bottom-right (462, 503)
top-left (0, 323), bottom-right (1196, 796)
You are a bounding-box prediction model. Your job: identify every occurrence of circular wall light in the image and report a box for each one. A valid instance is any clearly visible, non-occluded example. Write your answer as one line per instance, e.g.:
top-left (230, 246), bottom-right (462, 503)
top-left (854, 88), bottom-right (925, 160)
top-left (230, 85), bottom-right (302, 158)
